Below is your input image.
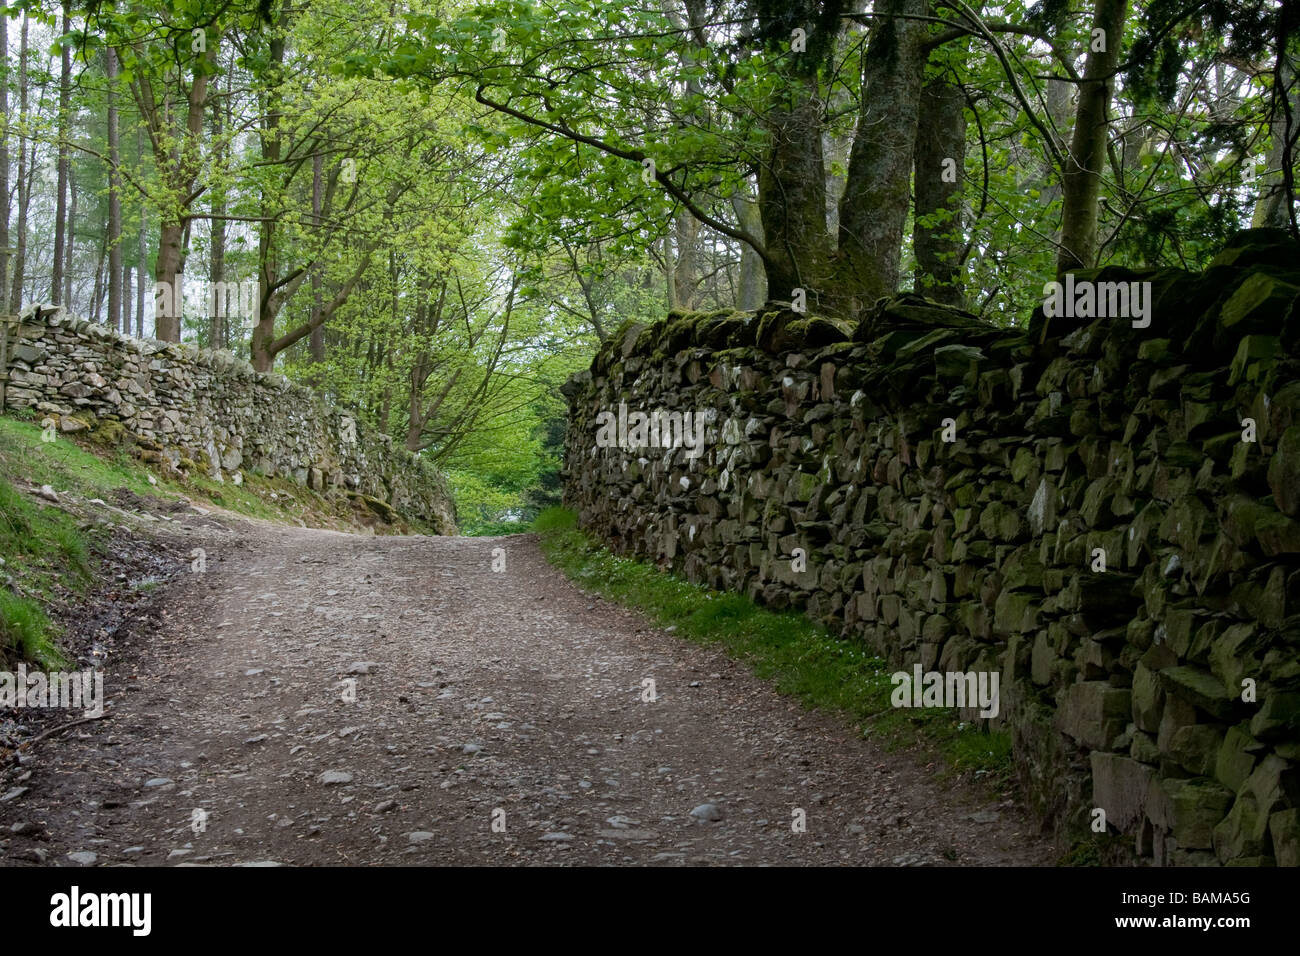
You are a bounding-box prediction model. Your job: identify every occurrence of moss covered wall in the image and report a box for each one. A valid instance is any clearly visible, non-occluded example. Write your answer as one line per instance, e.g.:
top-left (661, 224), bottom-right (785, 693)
top-left (562, 229), bottom-right (1300, 866)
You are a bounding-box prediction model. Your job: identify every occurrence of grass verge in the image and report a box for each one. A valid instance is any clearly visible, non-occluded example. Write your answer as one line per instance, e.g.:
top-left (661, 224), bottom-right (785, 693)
top-left (532, 506), bottom-right (1013, 785)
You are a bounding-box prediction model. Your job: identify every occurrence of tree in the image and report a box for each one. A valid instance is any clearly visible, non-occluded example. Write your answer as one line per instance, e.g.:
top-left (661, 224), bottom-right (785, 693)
top-left (1058, 0), bottom-right (1129, 272)
top-left (105, 44), bottom-right (122, 330)
top-left (51, 2), bottom-right (71, 305)
top-left (0, 5), bottom-right (10, 307)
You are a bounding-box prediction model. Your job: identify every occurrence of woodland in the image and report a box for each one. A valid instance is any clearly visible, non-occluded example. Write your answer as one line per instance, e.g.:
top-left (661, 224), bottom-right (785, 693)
top-left (1, 0), bottom-right (1296, 528)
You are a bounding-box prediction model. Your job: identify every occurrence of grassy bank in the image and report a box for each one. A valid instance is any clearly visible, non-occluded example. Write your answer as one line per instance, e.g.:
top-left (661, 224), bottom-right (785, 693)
top-left (531, 506), bottom-right (1013, 784)
top-left (0, 423), bottom-right (102, 669)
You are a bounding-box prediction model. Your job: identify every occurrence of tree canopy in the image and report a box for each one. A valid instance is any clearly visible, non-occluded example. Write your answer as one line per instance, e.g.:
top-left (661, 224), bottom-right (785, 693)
top-left (2, 0), bottom-right (1297, 525)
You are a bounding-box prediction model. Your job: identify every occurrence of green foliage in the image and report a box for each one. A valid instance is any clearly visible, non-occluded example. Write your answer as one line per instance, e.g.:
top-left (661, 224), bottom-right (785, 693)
top-left (10, 0), bottom-right (1299, 550)
top-left (0, 590), bottom-right (65, 670)
top-left (447, 468), bottom-right (527, 535)
top-left (0, 428), bottom-right (90, 668)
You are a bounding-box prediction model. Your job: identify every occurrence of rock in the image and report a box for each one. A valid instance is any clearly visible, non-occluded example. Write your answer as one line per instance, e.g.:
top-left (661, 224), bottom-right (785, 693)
top-left (461, 743), bottom-right (483, 755)
top-left (1146, 778), bottom-right (1233, 850)
top-left (1131, 663), bottom-right (1164, 732)
top-left (406, 831), bottom-right (435, 844)
top-left (1158, 666), bottom-right (1234, 720)
top-left (143, 777), bottom-right (174, 788)
top-left (1091, 753), bottom-right (1156, 832)
top-left (36, 485), bottom-right (59, 503)
top-left (1131, 730), bottom-right (1160, 765)
top-left (347, 661), bottom-right (378, 675)
top-left (0, 787), bottom-right (29, 803)
top-left (67, 851), bottom-right (98, 865)
top-left (1030, 631), bottom-right (1057, 686)
top-left (317, 770), bottom-right (354, 785)
top-left (1157, 695), bottom-right (1198, 753)
top-left (1243, 754), bottom-right (1300, 818)
top-left (1056, 681), bottom-right (1130, 751)
top-left (372, 799), bottom-right (398, 813)
top-left (597, 829), bottom-right (658, 840)
top-left (1212, 793), bottom-right (1269, 862)
top-left (1167, 724), bottom-right (1224, 776)
top-left (1249, 692), bottom-right (1300, 741)
top-left (689, 803), bottom-right (724, 823)
top-left (1215, 725), bottom-right (1264, 792)
top-left (539, 832), bottom-right (573, 841)
top-left (1269, 427), bottom-right (1300, 516)
top-left (1270, 808), bottom-right (1300, 867)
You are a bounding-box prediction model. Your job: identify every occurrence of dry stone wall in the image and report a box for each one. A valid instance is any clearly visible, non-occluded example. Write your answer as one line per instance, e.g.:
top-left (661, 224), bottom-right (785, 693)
top-left (2, 307), bottom-right (456, 533)
top-left (562, 228), bottom-right (1300, 865)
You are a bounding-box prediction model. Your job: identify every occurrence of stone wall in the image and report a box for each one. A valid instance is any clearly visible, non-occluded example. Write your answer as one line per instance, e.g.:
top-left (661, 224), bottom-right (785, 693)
top-left (562, 229), bottom-right (1300, 865)
top-left (2, 307), bottom-right (456, 533)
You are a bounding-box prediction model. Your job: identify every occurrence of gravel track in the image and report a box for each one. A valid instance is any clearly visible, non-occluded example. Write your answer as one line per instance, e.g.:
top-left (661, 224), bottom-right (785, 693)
top-left (1, 522), bottom-right (1053, 866)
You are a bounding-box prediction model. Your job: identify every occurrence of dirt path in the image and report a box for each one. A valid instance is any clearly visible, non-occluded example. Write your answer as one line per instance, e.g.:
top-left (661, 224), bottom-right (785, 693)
top-left (2, 522), bottom-right (1054, 866)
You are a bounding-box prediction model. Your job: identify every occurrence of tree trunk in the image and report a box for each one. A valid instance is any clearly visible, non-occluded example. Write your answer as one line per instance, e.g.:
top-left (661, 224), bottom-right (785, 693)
top-left (730, 191), bottom-right (766, 309)
top-left (51, 5), bottom-right (71, 306)
top-left (914, 70), bottom-right (968, 307)
top-left (208, 71), bottom-right (227, 349)
top-left (1057, 0), bottom-right (1129, 272)
top-left (90, 231), bottom-right (106, 322)
top-left (663, 233), bottom-right (676, 310)
top-left (121, 260), bottom-right (132, 335)
top-left (136, 155), bottom-right (146, 337)
top-left (252, 10), bottom-right (288, 372)
top-left (9, 13), bottom-right (29, 314)
top-left (138, 26), bottom-right (213, 341)
top-left (1253, 52), bottom-right (1299, 229)
top-left (837, 0), bottom-right (928, 310)
top-left (106, 46), bottom-right (122, 331)
top-left (1036, 3), bottom-right (1075, 213)
top-left (309, 148), bottom-right (325, 362)
top-left (672, 211), bottom-right (699, 310)
top-left (757, 75), bottom-right (830, 306)
top-left (0, 8), bottom-right (10, 309)
top-left (154, 220), bottom-right (185, 341)
top-left (64, 148), bottom-right (77, 308)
